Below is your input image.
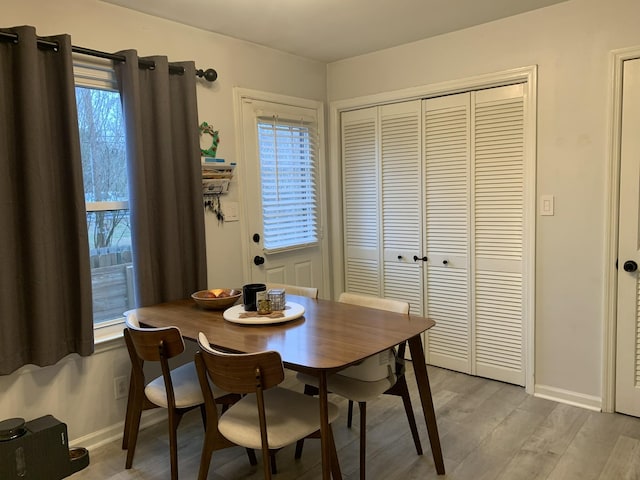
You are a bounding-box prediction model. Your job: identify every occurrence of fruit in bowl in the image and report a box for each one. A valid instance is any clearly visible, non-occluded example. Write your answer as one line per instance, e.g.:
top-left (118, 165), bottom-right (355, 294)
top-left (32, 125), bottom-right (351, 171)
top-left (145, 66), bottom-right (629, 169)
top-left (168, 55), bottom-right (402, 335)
top-left (192, 288), bottom-right (242, 310)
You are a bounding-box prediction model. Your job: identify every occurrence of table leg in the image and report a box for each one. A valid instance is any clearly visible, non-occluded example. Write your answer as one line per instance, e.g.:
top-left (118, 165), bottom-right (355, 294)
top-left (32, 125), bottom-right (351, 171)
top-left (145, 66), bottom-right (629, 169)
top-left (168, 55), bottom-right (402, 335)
top-left (408, 334), bottom-right (445, 474)
top-left (318, 371), bottom-right (340, 479)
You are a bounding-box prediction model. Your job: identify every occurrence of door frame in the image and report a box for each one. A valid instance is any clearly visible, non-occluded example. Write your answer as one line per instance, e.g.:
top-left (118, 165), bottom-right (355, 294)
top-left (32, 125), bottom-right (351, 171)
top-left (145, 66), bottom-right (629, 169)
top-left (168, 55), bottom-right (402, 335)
top-left (232, 87), bottom-right (331, 296)
top-left (602, 46), bottom-right (640, 413)
top-left (327, 65), bottom-right (537, 392)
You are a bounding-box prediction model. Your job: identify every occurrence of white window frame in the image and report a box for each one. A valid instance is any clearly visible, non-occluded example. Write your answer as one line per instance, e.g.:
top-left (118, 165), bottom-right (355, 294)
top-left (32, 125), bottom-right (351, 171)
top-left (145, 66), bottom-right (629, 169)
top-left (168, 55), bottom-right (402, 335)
top-left (256, 113), bottom-right (319, 253)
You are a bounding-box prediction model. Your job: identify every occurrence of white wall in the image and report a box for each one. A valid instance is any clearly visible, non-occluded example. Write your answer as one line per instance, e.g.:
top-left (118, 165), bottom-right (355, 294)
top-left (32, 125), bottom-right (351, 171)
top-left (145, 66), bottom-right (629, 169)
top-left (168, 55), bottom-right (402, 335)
top-left (1, 0), bottom-right (326, 446)
top-left (326, 0), bottom-right (640, 404)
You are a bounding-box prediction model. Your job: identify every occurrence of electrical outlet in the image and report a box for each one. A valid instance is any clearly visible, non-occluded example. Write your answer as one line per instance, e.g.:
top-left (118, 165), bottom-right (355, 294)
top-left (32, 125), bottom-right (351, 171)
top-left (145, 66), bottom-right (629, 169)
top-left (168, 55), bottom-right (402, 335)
top-left (114, 375), bottom-right (129, 400)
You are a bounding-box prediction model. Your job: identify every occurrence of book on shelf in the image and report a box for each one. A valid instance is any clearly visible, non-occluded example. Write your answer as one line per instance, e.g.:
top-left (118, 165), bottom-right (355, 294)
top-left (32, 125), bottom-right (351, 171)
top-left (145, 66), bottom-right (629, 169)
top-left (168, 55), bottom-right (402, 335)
top-left (201, 157), bottom-right (235, 179)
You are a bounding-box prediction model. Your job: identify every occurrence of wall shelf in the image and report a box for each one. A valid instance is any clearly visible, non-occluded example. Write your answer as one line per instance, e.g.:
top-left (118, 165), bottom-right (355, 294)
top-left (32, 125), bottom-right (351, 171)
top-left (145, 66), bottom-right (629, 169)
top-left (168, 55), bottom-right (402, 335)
top-left (202, 158), bottom-right (235, 195)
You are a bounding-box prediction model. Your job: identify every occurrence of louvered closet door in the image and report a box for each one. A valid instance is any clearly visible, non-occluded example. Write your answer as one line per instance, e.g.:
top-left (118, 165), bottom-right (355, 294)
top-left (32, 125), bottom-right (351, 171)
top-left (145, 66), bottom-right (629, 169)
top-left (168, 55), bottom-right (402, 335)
top-left (473, 84), bottom-right (525, 385)
top-left (423, 93), bottom-right (472, 373)
top-left (342, 107), bottom-right (381, 295)
top-left (423, 84), bottom-right (526, 385)
top-left (380, 101), bottom-right (424, 313)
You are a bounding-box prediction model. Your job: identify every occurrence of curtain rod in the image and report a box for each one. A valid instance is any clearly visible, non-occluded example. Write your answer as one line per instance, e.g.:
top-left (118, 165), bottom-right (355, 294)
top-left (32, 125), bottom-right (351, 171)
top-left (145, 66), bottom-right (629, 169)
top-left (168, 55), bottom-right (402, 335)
top-left (0, 31), bottom-right (218, 82)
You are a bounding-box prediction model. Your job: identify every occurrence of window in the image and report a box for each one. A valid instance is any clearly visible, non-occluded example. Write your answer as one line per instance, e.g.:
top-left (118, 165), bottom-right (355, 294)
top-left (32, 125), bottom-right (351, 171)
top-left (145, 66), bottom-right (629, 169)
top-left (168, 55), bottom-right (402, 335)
top-left (256, 115), bottom-right (318, 253)
top-left (74, 60), bottom-right (134, 326)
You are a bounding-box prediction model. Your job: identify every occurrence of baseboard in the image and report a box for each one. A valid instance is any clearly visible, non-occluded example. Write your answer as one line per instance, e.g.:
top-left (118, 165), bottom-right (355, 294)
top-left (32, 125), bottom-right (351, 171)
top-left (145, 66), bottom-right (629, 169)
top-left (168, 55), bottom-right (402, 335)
top-left (534, 384), bottom-right (601, 411)
top-left (69, 409), bottom-right (167, 451)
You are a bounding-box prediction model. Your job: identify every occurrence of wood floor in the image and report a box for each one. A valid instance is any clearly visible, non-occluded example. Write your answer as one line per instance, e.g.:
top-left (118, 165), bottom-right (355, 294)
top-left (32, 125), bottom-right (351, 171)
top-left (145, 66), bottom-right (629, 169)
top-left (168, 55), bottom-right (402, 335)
top-left (71, 364), bottom-right (640, 479)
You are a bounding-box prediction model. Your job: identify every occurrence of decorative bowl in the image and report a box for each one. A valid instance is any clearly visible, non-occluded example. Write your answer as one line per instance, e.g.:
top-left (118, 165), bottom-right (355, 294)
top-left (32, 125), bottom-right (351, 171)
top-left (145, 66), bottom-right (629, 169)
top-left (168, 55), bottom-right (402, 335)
top-left (192, 288), bottom-right (242, 310)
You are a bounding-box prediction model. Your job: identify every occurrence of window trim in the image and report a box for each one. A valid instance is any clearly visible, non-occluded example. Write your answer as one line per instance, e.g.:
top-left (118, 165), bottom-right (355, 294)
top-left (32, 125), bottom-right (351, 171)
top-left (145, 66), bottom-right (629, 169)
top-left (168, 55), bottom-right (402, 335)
top-left (257, 116), bottom-right (319, 254)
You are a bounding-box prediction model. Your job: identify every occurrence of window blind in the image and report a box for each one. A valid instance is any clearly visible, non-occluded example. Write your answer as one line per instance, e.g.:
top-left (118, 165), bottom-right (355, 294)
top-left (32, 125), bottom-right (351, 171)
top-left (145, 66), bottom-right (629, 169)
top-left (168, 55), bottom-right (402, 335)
top-left (257, 115), bottom-right (318, 253)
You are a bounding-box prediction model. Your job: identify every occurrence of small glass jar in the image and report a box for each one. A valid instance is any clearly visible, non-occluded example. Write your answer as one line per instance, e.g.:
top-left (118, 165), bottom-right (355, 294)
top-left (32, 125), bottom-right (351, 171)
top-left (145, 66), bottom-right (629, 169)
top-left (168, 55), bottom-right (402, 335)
top-left (257, 291), bottom-right (272, 314)
top-left (268, 289), bottom-right (286, 311)
top-left (257, 298), bottom-right (272, 315)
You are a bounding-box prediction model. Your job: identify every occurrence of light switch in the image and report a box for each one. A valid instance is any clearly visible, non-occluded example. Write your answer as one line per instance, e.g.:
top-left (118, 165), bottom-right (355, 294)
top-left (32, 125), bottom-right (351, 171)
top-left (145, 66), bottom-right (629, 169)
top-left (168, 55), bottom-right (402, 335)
top-left (540, 195), bottom-right (554, 216)
top-left (224, 201), bottom-right (239, 222)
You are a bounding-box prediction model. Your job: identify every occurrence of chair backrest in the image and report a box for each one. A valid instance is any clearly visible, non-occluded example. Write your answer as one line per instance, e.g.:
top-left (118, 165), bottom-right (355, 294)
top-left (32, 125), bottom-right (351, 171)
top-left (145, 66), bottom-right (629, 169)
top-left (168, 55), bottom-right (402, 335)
top-left (267, 283), bottom-right (318, 299)
top-left (196, 332), bottom-right (285, 394)
top-left (124, 312), bottom-right (185, 361)
top-left (338, 292), bottom-right (410, 314)
top-left (123, 313), bottom-right (188, 410)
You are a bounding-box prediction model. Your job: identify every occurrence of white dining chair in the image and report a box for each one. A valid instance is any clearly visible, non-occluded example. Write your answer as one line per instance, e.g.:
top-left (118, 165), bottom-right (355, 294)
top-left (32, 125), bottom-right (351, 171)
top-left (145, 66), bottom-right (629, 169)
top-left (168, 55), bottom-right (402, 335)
top-left (195, 332), bottom-right (341, 480)
top-left (295, 292), bottom-right (423, 480)
top-left (122, 313), bottom-right (241, 480)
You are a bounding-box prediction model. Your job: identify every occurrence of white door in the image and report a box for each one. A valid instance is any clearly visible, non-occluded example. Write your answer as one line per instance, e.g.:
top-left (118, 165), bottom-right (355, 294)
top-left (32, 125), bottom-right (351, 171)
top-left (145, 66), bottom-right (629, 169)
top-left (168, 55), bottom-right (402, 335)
top-left (423, 84), bottom-right (527, 386)
top-left (472, 85), bottom-right (526, 386)
top-left (423, 92), bottom-right (472, 374)
top-left (240, 97), bottom-right (325, 292)
top-left (342, 102), bottom-right (425, 359)
top-left (380, 101), bottom-right (424, 314)
top-left (616, 57), bottom-right (640, 417)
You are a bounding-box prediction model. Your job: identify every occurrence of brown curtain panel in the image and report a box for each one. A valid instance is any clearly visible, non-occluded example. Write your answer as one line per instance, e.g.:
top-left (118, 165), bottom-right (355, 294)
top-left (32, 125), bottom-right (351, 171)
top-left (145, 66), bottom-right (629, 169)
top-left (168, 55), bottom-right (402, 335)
top-left (114, 51), bottom-right (207, 307)
top-left (0, 26), bottom-right (94, 375)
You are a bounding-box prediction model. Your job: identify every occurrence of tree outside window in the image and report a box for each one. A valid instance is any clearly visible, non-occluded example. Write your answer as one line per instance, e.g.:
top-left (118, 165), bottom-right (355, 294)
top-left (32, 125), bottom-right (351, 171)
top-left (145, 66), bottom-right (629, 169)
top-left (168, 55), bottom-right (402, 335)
top-left (76, 86), bottom-right (133, 324)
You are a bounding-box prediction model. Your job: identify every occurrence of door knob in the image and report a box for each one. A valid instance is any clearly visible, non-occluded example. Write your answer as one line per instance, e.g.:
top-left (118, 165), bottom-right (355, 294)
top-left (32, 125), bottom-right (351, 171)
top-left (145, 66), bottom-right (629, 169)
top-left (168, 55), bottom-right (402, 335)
top-left (443, 260), bottom-right (448, 265)
top-left (253, 255), bottom-right (265, 266)
top-left (623, 260), bottom-right (638, 272)
top-left (413, 255), bottom-right (428, 262)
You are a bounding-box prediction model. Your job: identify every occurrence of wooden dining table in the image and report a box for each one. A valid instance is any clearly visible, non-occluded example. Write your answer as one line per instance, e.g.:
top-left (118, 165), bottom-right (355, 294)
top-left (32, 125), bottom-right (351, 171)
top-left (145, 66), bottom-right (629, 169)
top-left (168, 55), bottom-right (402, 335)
top-left (130, 294), bottom-right (445, 478)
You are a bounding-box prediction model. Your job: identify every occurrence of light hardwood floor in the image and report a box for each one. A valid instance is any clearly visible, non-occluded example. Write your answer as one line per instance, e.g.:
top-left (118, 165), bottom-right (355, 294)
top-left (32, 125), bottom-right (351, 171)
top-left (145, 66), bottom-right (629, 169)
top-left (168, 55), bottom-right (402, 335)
top-left (71, 364), bottom-right (640, 479)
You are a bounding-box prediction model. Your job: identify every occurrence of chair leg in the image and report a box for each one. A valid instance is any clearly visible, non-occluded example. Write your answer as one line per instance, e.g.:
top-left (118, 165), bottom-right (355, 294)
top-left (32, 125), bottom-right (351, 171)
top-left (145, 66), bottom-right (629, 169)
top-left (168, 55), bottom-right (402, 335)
top-left (122, 375), bottom-right (135, 450)
top-left (124, 396), bottom-right (143, 469)
top-left (304, 384), bottom-right (319, 396)
top-left (246, 448), bottom-right (258, 465)
top-left (197, 422), bottom-right (216, 480)
top-left (169, 409), bottom-right (190, 480)
top-left (270, 451), bottom-right (278, 474)
top-left (358, 401), bottom-right (366, 480)
top-left (294, 438), bottom-right (305, 459)
top-left (168, 411), bottom-right (183, 480)
top-left (295, 383), bottom-right (319, 459)
top-left (347, 400), bottom-right (354, 428)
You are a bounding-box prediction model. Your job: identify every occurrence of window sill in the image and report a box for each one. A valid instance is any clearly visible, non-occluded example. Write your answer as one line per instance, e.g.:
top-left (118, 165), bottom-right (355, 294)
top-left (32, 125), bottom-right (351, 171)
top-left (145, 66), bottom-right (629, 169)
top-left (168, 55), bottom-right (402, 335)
top-left (94, 320), bottom-right (125, 346)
